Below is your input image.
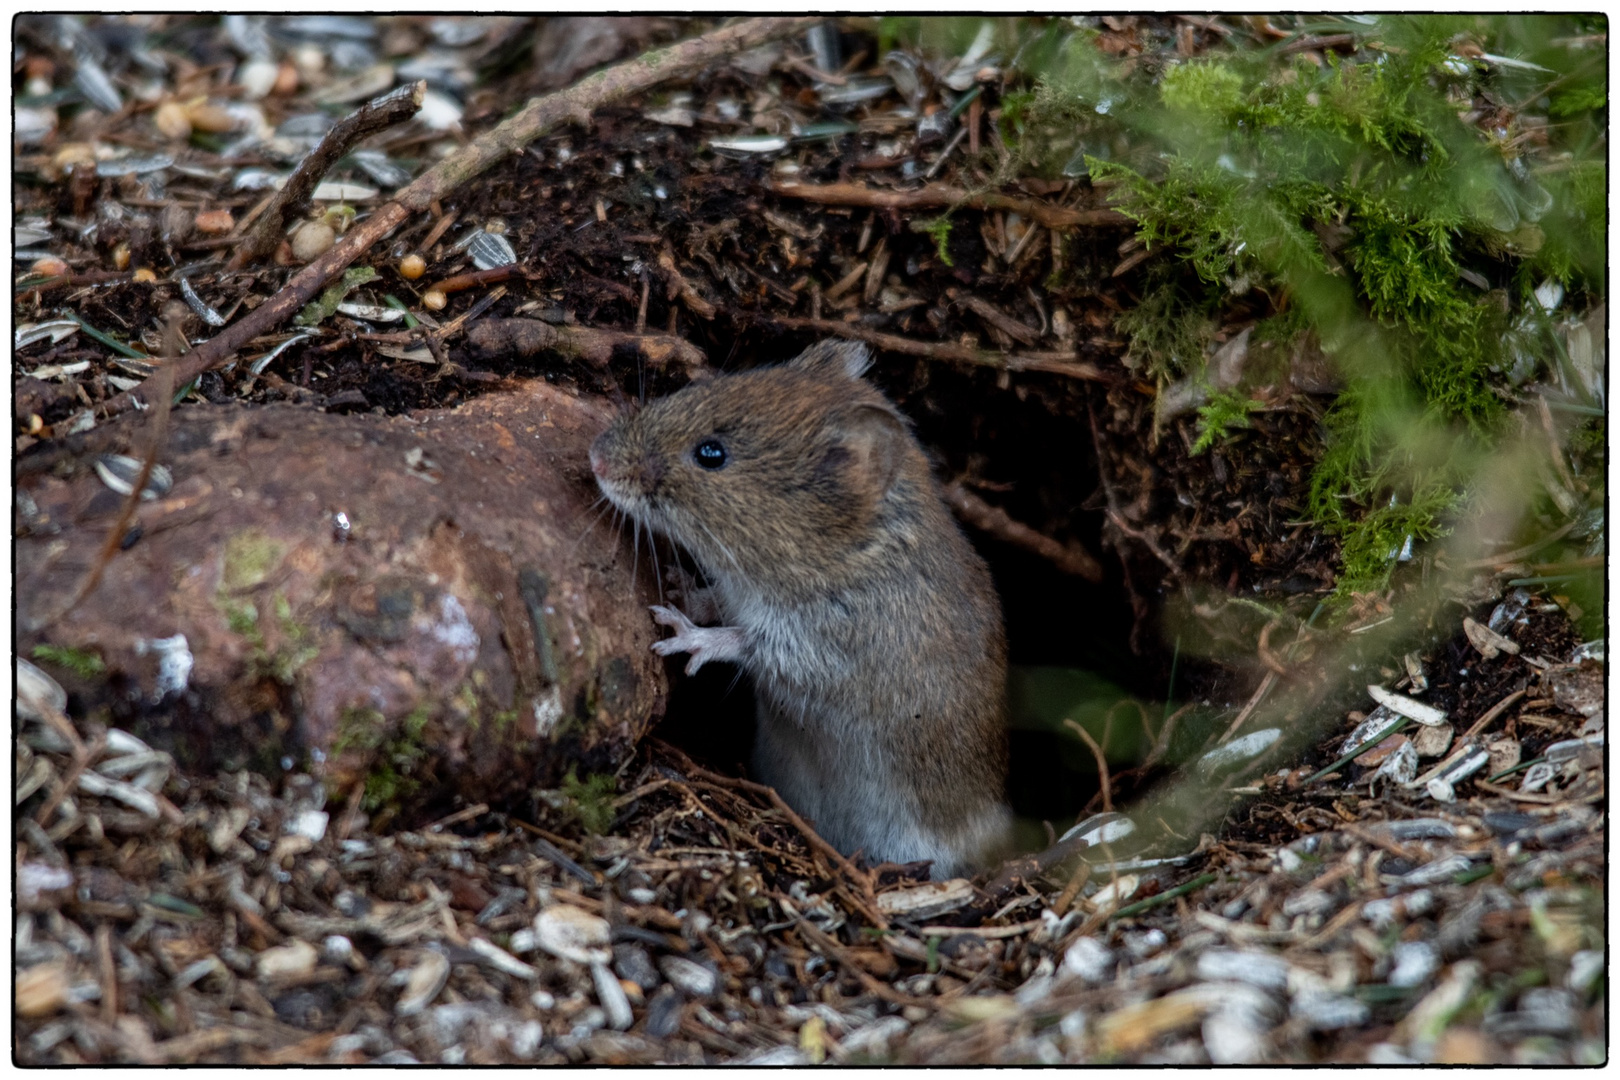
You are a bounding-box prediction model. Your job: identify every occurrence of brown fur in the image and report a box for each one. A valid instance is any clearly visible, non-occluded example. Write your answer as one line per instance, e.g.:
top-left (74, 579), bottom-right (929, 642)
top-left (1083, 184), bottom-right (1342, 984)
top-left (590, 340), bottom-right (1013, 875)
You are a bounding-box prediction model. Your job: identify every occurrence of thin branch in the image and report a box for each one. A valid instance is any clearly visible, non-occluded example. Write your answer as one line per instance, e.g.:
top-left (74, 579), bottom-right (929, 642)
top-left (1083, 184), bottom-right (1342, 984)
top-left (229, 81), bottom-right (427, 270)
top-left (772, 316), bottom-right (1108, 380)
top-left (769, 179), bottom-right (1133, 231)
top-left (53, 364), bottom-right (176, 625)
top-left (101, 16), bottom-right (823, 421)
top-left (687, 764), bottom-right (888, 930)
top-left (943, 481), bottom-right (1103, 581)
top-left (1219, 670), bottom-right (1277, 744)
top-left (1064, 718), bottom-right (1113, 813)
top-left (1105, 507), bottom-right (1182, 575)
top-left (465, 316), bottom-right (706, 372)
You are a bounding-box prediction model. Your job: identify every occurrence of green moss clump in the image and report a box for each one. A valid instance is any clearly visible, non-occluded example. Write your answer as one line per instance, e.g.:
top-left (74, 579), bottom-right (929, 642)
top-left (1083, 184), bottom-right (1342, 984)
top-left (1030, 15), bottom-right (1604, 598)
top-left (31, 644), bottom-right (105, 678)
top-left (336, 705), bottom-right (434, 813)
top-left (913, 216), bottom-right (956, 268)
top-left (561, 768), bottom-right (617, 836)
top-left (1115, 275), bottom-right (1218, 379)
top-left (1191, 392), bottom-right (1265, 455)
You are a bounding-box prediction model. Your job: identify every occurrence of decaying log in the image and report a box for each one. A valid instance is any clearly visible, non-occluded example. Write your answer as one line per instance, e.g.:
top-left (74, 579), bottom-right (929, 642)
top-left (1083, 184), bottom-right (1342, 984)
top-left (18, 381), bottom-right (663, 811)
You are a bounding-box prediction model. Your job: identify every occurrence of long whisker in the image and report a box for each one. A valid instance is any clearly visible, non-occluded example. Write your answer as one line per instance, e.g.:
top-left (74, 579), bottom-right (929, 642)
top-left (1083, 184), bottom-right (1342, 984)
top-left (630, 517), bottom-right (642, 596)
top-left (649, 533), bottom-right (665, 606)
top-left (568, 497), bottom-right (615, 558)
top-left (690, 515), bottom-right (743, 575)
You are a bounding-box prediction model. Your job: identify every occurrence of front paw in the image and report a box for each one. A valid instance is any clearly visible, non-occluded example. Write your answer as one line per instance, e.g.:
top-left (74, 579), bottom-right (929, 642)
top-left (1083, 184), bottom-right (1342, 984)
top-left (661, 569), bottom-right (720, 623)
top-left (649, 605), bottom-right (746, 676)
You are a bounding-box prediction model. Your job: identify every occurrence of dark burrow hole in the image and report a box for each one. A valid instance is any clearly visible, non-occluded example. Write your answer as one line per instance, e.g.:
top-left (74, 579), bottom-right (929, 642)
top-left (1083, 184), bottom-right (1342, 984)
top-left (645, 341), bottom-right (1197, 856)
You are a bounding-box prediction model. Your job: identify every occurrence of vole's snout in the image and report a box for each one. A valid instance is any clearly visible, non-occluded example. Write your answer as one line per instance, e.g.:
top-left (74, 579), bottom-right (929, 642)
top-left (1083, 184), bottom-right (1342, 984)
top-left (589, 430), bottom-right (665, 496)
top-left (588, 431), bottom-right (615, 479)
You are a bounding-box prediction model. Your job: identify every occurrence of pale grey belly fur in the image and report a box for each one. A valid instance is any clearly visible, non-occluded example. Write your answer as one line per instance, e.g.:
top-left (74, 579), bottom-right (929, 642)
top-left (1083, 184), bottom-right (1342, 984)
top-left (719, 583), bottom-right (1011, 878)
top-left (751, 694), bottom-right (1010, 879)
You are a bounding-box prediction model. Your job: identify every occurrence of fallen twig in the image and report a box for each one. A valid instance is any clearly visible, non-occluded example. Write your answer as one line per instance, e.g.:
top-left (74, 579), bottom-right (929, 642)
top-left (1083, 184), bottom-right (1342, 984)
top-left (687, 764), bottom-right (888, 930)
top-left (1219, 670), bottom-right (1278, 744)
top-left (464, 316), bottom-right (705, 371)
top-left (956, 293), bottom-right (1039, 346)
top-left (1459, 520), bottom-right (1576, 569)
top-left (1105, 508), bottom-right (1182, 575)
top-left (792, 917), bottom-right (921, 1006)
top-left (229, 81), bottom-right (427, 270)
top-left (657, 247), bottom-right (717, 319)
top-left (52, 351), bottom-right (177, 626)
top-left (772, 316), bottom-right (1107, 380)
top-left (1065, 718), bottom-right (1113, 812)
top-left (103, 16), bottom-right (821, 420)
top-left (943, 481), bottom-right (1104, 581)
top-left (769, 179), bottom-right (1132, 231)
top-left (1462, 687), bottom-right (1528, 738)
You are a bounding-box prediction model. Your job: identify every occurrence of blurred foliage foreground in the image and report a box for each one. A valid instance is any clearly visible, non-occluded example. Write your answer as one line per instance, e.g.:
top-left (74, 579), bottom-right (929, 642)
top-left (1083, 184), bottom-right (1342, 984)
top-left (886, 15), bottom-right (1605, 833)
top-left (960, 14), bottom-right (1606, 610)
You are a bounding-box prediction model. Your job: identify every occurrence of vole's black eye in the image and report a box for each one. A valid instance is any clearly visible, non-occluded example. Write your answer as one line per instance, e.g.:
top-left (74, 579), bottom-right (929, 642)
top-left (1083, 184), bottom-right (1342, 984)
top-left (693, 438), bottom-right (728, 470)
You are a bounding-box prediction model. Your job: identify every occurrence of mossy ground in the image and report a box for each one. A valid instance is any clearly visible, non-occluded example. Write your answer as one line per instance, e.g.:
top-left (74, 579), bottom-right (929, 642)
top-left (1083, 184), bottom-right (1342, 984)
top-left (967, 14), bottom-right (1605, 600)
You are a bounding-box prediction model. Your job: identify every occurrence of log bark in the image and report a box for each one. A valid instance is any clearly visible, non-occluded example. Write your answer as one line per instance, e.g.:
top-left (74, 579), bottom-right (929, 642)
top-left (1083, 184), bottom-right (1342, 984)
top-left (19, 381), bottom-right (663, 811)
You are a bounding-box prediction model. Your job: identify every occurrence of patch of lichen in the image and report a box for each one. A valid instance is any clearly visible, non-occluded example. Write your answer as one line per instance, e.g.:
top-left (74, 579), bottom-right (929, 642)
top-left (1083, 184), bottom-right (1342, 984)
top-left (1005, 15), bottom-right (1604, 598)
top-left (221, 528), bottom-right (285, 593)
top-left (336, 704), bottom-right (434, 813)
top-left (216, 589), bottom-right (318, 687)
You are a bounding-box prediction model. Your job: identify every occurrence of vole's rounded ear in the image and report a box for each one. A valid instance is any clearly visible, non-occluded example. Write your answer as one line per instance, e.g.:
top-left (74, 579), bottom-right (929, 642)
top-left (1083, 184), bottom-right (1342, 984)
top-left (789, 339), bottom-right (874, 380)
top-left (832, 402), bottom-right (907, 499)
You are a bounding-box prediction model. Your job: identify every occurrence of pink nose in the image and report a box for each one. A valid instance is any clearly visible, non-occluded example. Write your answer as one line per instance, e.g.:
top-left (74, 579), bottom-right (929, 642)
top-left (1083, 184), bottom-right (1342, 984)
top-left (589, 446), bottom-right (606, 477)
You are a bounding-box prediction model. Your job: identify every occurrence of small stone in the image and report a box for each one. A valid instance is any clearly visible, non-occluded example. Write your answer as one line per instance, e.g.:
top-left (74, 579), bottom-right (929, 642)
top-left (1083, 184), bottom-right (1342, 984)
top-left (658, 954), bottom-right (718, 997)
top-left (1410, 723), bottom-right (1454, 759)
top-left (1196, 948), bottom-right (1290, 991)
top-left (290, 220), bottom-right (336, 262)
top-left (1388, 941), bottom-right (1440, 987)
top-left (395, 950), bottom-right (450, 1016)
top-left (1063, 936), bottom-right (1115, 984)
top-left (644, 985), bottom-right (683, 1039)
top-left (533, 905), bottom-right (611, 966)
top-left (612, 943), bottom-right (660, 991)
top-left (591, 960), bottom-right (633, 1031)
top-left (256, 939), bottom-right (318, 980)
top-left (1548, 661), bottom-right (1604, 717)
top-left (286, 808), bottom-right (329, 842)
top-left (1567, 950), bottom-right (1604, 995)
top-left (1292, 990), bottom-right (1369, 1031)
top-left (1202, 983), bottom-right (1277, 1064)
top-left (239, 58), bottom-right (280, 99)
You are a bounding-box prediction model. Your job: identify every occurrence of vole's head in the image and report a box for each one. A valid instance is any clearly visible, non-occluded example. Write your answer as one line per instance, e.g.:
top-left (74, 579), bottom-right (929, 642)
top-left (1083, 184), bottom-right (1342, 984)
top-left (589, 340), bottom-right (918, 587)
